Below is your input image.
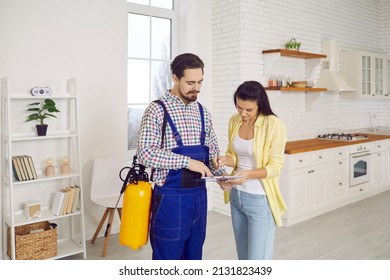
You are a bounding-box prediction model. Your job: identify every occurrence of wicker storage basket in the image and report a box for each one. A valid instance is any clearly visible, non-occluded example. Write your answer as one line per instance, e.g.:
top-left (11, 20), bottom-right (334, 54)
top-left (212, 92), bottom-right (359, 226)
top-left (7, 221), bottom-right (57, 260)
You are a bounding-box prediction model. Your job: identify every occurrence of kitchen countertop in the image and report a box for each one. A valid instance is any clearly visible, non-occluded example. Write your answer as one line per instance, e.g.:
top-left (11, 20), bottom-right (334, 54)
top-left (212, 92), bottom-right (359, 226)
top-left (285, 133), bottom-right (390, 154)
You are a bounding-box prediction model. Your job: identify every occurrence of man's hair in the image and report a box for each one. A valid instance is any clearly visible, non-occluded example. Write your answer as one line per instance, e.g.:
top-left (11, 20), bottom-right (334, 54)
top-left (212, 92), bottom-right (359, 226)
top-left (170, 53), bottom-right (204, 79)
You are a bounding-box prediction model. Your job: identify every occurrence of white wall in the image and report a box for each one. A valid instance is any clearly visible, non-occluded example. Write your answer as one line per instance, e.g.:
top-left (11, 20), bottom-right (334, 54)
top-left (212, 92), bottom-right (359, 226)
top-left (0, 0), bottom-right (129, 248)
top-left (211, 0), bottom-right (390, 215)
top-left (177, 0), bottom-right (213, 111)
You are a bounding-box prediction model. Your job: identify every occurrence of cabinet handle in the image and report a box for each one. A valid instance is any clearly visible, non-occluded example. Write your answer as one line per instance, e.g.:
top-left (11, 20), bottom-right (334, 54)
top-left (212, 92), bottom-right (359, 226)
top-left (339, 182), bottom-right (342, 185)
top-left (339, 162), bottom-right (342, 165)
top-left (299, 159), bottom-right (303, 162)
top-left (339, 152), bottom-right (342, 155)
top-left (319, 156), bottom-right (322, 159)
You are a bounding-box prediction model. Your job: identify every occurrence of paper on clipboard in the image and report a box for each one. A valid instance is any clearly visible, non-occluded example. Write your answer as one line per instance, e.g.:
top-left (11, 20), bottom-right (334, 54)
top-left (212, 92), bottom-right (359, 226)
top-left (202, 175), bottom-right (243, 182)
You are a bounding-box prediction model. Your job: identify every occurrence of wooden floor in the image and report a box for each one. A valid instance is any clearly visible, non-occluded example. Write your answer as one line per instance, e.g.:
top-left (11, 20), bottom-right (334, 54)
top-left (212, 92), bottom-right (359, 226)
top-left (63, 190), bottom-right (390, 260)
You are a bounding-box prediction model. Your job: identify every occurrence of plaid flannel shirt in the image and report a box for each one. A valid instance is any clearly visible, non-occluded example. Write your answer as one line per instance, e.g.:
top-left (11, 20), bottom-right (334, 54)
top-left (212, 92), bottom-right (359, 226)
top-left (136, 92), bottom-right (223, 186)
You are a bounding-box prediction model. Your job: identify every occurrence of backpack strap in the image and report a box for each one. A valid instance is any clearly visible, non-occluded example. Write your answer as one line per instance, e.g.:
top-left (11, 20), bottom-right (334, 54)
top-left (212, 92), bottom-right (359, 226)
top-left (197, 102), bottom-right (206, 145)
top-left (150, 100), bottom-right (167, 182)
top-left (154, 100), bottom-right (184, 146)
top-left (153, 100), bottom-right (167, 148)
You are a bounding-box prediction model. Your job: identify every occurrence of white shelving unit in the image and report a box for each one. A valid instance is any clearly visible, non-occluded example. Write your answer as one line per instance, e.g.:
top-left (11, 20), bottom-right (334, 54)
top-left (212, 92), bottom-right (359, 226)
top-left (1, 77), bottom-right (86, 260)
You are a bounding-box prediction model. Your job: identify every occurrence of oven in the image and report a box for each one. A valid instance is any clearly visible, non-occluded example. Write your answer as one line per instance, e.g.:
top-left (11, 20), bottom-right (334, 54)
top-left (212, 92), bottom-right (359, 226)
top-left (349, 144), bottom-right (371, 187)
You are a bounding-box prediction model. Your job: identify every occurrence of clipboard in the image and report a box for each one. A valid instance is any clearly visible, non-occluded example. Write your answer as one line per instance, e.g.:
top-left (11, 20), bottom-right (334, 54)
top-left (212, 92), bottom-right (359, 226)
top-left (202, 175), bottom-right (243, 182)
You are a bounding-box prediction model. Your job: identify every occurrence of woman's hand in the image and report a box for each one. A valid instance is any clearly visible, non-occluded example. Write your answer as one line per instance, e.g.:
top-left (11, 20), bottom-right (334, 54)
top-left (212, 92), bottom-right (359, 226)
top-left (226, 170), bottom-right (249, 185)
top-left (217, 169), bottom-right (264, 191)
top-left (217, 176), bottom-right (235, 191)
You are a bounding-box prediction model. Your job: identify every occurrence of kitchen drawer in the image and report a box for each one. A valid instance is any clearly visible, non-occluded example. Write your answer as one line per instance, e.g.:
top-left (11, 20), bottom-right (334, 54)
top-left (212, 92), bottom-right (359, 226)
top-left (329, 178), bottom-right (349, 202)
top-left (349, 184), bottom-right (368, 197)
top-left (309, 150), bottom-right (329, 164)
top-left (371, 140), bottom-right (390, 152)
top-left (328, 159), bottom-right (349, 181)
top-left (329, 147), bottom-right (349, 160)
top-left (287, 150), bottom-right (328, 170)
top-left (287, 153), bottom-right (309, 169)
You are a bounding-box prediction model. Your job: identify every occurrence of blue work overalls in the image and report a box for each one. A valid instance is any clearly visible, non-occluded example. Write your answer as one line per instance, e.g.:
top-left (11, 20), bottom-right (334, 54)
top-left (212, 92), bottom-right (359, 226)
top-left (150, 101), bottom-right (209, 260)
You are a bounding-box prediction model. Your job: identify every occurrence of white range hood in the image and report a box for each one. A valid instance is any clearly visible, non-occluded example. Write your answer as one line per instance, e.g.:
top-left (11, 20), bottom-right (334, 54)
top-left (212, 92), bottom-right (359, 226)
top-left (316, 40), bottom-right (356, 92)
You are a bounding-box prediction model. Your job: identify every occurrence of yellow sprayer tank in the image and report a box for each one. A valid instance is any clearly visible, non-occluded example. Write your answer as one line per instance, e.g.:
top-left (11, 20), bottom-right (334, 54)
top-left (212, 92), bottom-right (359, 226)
top-left (119, 157), bottom-right (152, 250)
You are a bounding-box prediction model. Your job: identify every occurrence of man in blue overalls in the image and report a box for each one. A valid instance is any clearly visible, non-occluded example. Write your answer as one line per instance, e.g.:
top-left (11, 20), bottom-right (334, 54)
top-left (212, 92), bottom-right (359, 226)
top-left (136, 53), bottom-right (224, 260)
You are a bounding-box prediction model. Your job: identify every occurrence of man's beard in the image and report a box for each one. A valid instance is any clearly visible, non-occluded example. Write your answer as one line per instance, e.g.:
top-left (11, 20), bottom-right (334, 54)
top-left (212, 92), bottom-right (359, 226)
top-left (179, 90), bottom-right (199, 103)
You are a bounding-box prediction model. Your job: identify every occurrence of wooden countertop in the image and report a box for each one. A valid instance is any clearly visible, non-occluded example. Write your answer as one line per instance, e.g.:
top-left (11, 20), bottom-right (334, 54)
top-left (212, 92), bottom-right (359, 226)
top-left (285, 134), bottom-right (390, 154)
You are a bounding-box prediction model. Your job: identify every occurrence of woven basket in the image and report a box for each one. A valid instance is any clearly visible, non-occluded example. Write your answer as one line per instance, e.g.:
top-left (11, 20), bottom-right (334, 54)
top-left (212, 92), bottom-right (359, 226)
top-left (7, 221), bottom-right (57, 260)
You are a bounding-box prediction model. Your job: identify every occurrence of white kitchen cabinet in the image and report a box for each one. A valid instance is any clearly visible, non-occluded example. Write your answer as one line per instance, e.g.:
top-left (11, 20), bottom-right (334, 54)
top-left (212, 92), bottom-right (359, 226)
top-left (280, 149), bottom-right (331, 225)
top-left (285, 167), bottom-right (311, 217)
top-left (327, 158), bottom-right (349, 204)
top-left (370, 140), bottom-right (390, 192)
top-left (287, 163), bottom-right (328, 216)
top-left (310, 165), bottom-right (329, 210)
top-left (340, 51), bottom-right (389, 99)
top-left (327, 148), bottom-right (349, 205)
top-left (280, 146), bottom-right (350, 226)
top-left (281, 139), bottom-right (390, 226)
top-left (384, 150), bottom-right (390, 188)
top-left (1, 77), bottom-right (86, 260)
top-left (386, 57), bottom-right (390, 97)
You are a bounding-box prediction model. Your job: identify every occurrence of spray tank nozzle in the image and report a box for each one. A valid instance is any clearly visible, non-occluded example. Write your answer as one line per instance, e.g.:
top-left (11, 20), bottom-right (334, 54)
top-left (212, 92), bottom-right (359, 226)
top-left (119, 156), bottom-right (149, 194)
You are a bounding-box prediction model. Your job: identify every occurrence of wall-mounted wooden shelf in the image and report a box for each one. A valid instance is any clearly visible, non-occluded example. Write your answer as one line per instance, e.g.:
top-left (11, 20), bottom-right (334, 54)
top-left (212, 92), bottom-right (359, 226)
top-left (265, 87), bottom-right (328, 92)
top-left (262, 49), bottom-right (327, 59)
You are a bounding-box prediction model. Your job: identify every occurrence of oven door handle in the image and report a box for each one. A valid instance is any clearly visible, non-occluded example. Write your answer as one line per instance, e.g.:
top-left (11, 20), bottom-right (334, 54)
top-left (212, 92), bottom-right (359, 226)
top-left (351, 152), bottom-right (371, 159)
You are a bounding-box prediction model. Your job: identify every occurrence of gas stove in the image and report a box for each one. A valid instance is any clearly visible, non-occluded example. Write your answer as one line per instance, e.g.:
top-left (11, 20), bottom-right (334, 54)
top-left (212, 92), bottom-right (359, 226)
top-left (317, 133), bottom-right (369, 141)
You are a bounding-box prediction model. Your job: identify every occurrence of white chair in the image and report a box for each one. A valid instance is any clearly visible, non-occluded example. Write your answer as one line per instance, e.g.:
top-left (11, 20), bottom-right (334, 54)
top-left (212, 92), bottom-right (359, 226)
top-left (90, 158), bottom-right (127, 257)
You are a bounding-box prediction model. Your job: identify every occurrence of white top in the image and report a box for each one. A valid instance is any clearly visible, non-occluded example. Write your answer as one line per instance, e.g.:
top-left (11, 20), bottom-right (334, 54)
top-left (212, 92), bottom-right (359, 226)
top-left (232, 134), bottom-right (265, 195)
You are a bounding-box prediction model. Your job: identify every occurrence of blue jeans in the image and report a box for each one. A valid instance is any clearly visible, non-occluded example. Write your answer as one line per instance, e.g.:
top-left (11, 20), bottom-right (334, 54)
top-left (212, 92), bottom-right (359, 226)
top-left (230, 188), bottom-right (276, 260)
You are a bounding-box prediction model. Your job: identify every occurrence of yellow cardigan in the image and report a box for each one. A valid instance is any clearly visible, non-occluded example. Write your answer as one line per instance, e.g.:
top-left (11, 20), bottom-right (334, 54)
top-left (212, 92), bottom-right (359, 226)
top-left (226, 113), bottom-right (288, 227)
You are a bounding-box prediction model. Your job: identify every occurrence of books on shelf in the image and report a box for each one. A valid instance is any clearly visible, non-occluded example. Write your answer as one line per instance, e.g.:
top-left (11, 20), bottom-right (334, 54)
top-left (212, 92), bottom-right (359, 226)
top-left (51, 190), bottom-right (67, 216)
top-left (71, 185), bottom-right (81, 212)
top-left (65, 186), bottom-right (77, 214)
top-left (25, 155), bottom-right (38, 179)
top-left (11, 155), bottom-right (38, 181)
top-left (51, 185), bottom-right (80, 216)
top-left (11, 157), bottom-right (23, 182)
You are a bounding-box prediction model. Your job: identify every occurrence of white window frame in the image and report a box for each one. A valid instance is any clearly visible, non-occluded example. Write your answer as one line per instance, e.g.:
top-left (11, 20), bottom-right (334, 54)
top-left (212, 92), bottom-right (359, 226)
top-left (126, 1), bottom-right (178, 152)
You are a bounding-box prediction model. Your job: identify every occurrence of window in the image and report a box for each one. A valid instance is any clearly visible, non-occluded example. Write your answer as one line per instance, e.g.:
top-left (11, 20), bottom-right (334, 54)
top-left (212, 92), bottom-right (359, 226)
top-left (127, 1), bottom-right (175, 150)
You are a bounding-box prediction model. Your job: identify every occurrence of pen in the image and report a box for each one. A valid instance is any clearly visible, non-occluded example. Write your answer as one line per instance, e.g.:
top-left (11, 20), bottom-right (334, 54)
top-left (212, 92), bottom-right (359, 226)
top-left (217, 151), bottom-right (223, 170)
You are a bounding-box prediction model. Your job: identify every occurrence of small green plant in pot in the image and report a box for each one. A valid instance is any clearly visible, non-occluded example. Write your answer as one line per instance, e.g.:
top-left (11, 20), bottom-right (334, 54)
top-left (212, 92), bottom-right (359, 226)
top-left (285, 38), bottom-right (301, 51)
top-left (26, 98), bottom-right (60, 136)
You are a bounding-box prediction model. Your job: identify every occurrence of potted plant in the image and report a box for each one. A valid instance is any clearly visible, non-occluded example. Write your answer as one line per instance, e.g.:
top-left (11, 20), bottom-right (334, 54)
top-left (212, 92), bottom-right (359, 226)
top-left (285, 38), bottom-right (301, 51)
top-left (26, 98), bottom-right (60, 136)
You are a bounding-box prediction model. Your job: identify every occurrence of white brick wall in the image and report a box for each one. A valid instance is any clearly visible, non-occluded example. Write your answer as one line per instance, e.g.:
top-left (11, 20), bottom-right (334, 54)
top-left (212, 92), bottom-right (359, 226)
top-left (211, 0), bottom-right (390, 215)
